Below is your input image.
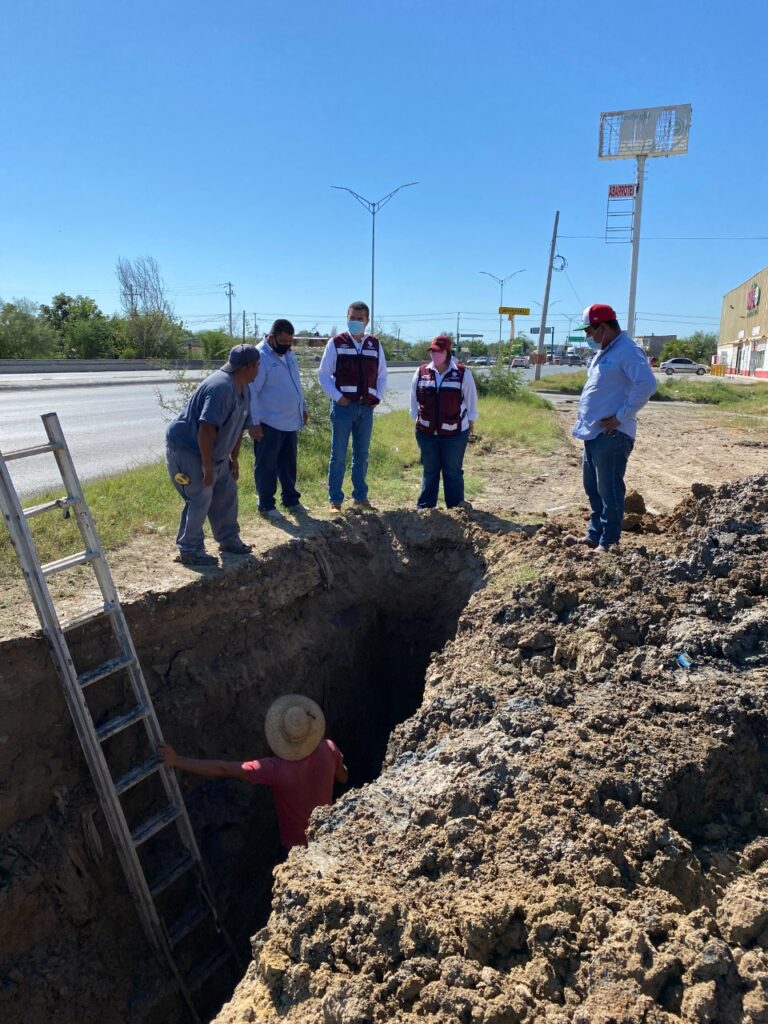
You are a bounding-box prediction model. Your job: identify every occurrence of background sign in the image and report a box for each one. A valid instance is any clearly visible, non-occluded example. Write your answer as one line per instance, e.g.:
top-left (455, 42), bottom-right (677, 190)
top-left (499, 306), bottom-right (530, 315)
top-left (608, 184), bottom-right (637, 198)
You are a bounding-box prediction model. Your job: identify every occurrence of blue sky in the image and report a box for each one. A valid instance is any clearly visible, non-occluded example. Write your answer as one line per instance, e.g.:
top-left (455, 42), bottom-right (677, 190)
top-left (1, 0), bottom-right (765, 346)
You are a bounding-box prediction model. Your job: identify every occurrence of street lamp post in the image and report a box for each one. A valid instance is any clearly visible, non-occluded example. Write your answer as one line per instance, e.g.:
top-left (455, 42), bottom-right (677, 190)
top-left (332, 182), bottom-right (418, 332)
top-left (479, 269), bottom-right (526, 349)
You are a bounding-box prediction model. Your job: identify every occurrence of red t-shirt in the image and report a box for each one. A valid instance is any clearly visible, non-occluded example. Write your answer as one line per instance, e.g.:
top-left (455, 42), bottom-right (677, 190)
top-left (241, 738), bottom-right (344, 849)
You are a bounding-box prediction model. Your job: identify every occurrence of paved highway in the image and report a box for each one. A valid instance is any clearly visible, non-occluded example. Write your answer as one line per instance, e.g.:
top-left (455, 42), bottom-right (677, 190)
top-left (0, 364), bottom-right (584, 499)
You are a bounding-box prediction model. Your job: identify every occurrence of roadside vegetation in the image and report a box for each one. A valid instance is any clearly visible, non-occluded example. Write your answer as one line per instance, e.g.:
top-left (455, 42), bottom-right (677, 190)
top-left (0, 389), bottom-right (560, 581)
top-left (529, 372), bottom-right (768, 413)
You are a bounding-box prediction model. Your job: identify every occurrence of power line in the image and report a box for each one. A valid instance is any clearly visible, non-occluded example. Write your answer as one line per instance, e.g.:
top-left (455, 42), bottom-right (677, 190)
top-left (560, 234), bottom-right (768, 241)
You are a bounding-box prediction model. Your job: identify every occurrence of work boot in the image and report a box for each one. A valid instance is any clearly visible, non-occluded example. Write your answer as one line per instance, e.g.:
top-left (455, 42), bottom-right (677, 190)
top-left (329, 502), bottom-right (342, 512)
top-left (563, 534), bottom-right (598, 549)
top-left (219, 539), bottom-right (253, 555)
top-left (284, 502), bottom-right (307, 515)
top-left (177, 550), bottom-right (218, 566)
top-left (353, 499), bottom-right (375, 510)
top-left (259, 508), bottom-right (283, 521)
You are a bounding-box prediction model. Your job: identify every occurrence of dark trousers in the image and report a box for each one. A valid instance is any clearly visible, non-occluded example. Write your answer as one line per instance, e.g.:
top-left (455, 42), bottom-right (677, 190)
top-left (254, 424), bottom-right (300, 511)
top-left (582, 431), bottom-right (634, 546)
top-left (415, 429), bottom-right (469, 508)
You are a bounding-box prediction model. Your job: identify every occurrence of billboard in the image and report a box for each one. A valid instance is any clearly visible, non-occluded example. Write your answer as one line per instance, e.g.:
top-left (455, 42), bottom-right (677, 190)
top-left (598, 105), bottom-right (692, 160)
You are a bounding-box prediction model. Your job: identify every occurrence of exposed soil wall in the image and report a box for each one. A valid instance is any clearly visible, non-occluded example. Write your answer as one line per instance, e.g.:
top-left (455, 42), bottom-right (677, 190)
top-left (0, 511), bottom-right (486, 1024)
top-left (214, 477), bottom-right (768, 1024)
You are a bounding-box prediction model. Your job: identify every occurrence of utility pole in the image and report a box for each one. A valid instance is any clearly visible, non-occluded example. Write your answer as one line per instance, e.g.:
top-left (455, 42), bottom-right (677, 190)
top-left (253, 313), bottom-right (258, 339)
top-left (534, 211), bottom-right (560, 382)
top-left (626, 156), bottom-right (646, 338)
top-left (456, 312), bottom-right (460, 351)
top-left (331, 182), bottom-right (418, 330)
top-left (242, 310), bottom-right (246, 341)
top-left (219, 282), bottom-right (234, 336)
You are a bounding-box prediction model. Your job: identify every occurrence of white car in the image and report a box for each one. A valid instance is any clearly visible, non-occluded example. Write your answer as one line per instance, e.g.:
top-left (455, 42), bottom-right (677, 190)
top-left (659, 357), bottom-right (708, 376)
top-left (510, 356), bottom-right (530, 369)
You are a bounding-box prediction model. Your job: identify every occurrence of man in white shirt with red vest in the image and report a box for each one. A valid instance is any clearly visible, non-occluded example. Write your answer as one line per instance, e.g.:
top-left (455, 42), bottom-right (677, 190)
top-left (318, 301), bottom-right (388, 511)
top-left (410, 335), bottom-right (478, 509)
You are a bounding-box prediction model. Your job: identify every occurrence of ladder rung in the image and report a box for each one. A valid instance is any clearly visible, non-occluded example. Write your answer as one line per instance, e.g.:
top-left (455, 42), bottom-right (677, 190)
top-left (96, 704), bottom-right (148, 742)
top-left (23, 495), bottom-right (76, 519)
top-left (41, 550), bottom-right (99, 576)
top-left (115, 756), bottom-right (161, 795)
top-left (149, 854), bottom-right (195, 897)
top-left (131, 804), bottom-right (180, 847)
top-left (79, 653), bottom-right (135, 689)
top-left (189, 949), bottom-right (235, 992)
top-left (62, 601), bottom-right (118, 631)
top-left (2, 441), bottom-right (63, 462)
top-left (167, 902), bottom-right (211, 947)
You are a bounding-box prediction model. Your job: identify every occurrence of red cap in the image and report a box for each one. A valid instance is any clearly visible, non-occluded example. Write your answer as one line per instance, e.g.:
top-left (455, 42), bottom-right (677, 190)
top-left (575, 304), bottom-right (618, 330)
top-left (428, 335), bottom-right (452, 352)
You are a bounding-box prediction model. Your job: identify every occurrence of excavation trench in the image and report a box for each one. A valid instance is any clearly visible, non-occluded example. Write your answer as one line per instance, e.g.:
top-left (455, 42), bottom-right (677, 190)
top-left (0, 511), bottom-right (486, 1024)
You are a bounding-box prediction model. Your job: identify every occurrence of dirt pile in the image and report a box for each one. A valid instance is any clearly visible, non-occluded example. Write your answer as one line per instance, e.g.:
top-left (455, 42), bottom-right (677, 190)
top-left (216, 475), bottom-right (768, 1024)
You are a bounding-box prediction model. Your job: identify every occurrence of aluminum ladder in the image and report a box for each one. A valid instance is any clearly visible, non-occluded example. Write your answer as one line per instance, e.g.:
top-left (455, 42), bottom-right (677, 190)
top-left (0, 412), bottom-right (241, 1023)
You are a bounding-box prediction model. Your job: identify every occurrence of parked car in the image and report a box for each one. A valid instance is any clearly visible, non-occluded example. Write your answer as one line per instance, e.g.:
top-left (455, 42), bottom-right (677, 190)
top-left (659, 357), bottom-right (708, 376)
top-left (509, 356), bottom-right (530, 369)
top-left (546, 353), bottom-right (562, 365)
top-left (467, 356), bottom-right (491, 366)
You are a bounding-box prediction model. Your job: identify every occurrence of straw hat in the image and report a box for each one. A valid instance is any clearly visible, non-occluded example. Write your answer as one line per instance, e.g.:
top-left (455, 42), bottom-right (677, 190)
top-left (265, 694), bottom-right (326, 761)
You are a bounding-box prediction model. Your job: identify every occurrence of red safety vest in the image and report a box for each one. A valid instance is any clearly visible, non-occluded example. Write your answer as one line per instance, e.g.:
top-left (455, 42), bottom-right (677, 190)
top-left (415, 363), bottom-right (467, 435)
top-left (332, 334), bottom-right (381, 405)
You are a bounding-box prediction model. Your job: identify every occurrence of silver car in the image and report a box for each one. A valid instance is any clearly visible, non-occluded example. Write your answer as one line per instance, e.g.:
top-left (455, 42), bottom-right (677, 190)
top-left (659, 357), bottom-right (708, 376)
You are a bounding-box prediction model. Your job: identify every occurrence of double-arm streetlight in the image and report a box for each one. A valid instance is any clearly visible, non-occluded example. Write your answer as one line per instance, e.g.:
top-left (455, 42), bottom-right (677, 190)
top-left (479, 269), bottom-right (526, 345)
top-left (332, 182), bottom-right (418, 332)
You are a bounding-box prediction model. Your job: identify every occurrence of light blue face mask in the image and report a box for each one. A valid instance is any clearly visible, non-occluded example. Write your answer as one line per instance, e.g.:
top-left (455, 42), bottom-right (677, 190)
top-left (347, 320), bottom-right (366, 336)
top-left (586, 338), bottom-right (602, 352)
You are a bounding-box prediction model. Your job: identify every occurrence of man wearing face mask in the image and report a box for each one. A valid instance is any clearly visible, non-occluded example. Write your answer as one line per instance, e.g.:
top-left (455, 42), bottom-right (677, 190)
top-left (410, 335), bottom-right (478, 510)
top-left (570, 304), bottom-right (656, 554)
top-left (248, 319), bottom-right (308, 520)
top-left (317, 301), bottom-right (388, 511)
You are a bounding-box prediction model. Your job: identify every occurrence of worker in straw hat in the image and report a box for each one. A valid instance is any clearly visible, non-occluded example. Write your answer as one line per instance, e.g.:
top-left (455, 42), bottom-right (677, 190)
top-left (158, 694), bottom-right (347, 857)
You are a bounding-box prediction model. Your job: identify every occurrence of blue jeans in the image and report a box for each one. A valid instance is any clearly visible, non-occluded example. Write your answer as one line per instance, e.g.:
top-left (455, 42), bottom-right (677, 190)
top-left (253, 424), bottom-right (300, 511)
top-left (166, 446), bottom-right (241, 555)
top-left (582, 431), bottom-right (635, 546)
top-left (328, 401), bottom-right (374, 503)
top-left (415, 429), bottom-right (469, 509)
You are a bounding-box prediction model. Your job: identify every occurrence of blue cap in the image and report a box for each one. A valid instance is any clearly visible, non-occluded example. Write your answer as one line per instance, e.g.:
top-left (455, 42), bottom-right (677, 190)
top-left (222, 344), bottom-right (260, 373)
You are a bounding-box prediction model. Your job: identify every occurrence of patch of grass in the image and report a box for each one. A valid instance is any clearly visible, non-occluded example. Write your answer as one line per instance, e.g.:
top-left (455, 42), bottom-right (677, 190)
top-left (528, 372), bottom-right (587, 395)
top-left (0, 392), bottom-right (561, 581)
top-left (654, 378), bottom-right (768, 410)
top-left (529, 371), bottom-right (768, 413)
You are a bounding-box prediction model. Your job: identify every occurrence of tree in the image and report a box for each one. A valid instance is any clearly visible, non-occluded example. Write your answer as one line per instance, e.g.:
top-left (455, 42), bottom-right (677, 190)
top-left (39, 293), bottom-right (113, 358)
top-left (115, 256), bottom-right (184, 358)
top-left (0, 299), bottom-right (59, 358)
top-left (658, 331), bottom-right (718, 364)
top-left (196, 329), bottom-right (232, 360)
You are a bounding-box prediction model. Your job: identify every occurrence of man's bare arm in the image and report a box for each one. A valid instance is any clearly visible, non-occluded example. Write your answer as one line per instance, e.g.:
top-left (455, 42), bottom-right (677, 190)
top-left (159, 743), bottom-right (250, 782)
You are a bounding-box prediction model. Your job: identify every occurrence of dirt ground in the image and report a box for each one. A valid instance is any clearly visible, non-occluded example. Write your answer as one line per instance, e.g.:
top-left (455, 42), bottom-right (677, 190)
top-left (3, 399), bottom-right (768, 642)
top-left (4, 398), bottom-right (768, 1024)
top-left (481, 399), bottom-right (768, 522)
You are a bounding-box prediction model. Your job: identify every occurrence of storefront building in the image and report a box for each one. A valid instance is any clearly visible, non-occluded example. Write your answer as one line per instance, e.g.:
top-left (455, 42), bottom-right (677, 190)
top-left (718, 267), bottom-right (768, 378)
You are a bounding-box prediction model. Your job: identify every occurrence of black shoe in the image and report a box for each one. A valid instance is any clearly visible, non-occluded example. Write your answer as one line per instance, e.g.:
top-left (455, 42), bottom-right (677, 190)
top-left (219, 540), bottom-right (253, 555)
top-left (177, 550), bottom-right (218, 566)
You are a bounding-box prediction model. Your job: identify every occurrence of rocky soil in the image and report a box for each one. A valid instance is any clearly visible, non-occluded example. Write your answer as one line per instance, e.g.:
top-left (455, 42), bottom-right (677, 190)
top-left (215, 475), bottom-right (768, 1024)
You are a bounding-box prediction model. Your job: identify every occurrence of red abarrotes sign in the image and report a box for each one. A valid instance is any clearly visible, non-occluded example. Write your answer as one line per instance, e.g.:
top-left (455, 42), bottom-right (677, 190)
top-left (608, 184), bottom-right (637, 198)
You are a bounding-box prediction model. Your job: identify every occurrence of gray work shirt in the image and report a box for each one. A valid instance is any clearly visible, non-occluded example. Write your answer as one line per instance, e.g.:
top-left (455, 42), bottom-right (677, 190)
top-left (166, 369), bottom-right (251, 462)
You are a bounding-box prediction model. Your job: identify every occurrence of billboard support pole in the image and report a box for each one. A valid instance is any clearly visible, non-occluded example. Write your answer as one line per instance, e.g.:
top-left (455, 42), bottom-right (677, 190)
top-left (626, 155), bottom-right (646, 338)
top-left (534, 210), bottom-right (560, 382)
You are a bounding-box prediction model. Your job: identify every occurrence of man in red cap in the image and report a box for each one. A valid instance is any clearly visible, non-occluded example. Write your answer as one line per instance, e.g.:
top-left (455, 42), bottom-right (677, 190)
top-left (570, 305), bottom-right (656, 553)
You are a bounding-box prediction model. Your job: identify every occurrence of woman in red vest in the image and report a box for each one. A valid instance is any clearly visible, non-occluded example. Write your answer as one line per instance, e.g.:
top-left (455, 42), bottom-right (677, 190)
top-left (409, 335), bottom-right (478, 509)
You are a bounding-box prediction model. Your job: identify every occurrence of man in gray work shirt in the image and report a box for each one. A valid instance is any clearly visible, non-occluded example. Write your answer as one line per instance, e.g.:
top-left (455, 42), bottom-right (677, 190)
top-left (166, 344), bottom-right (260, 566)
top-left (571, 304), bottom-right (656, 554)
